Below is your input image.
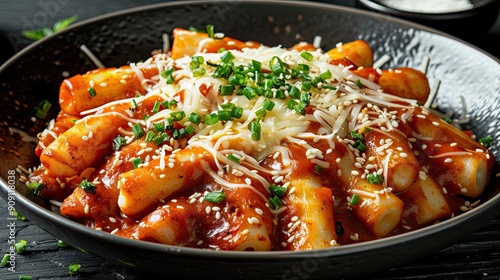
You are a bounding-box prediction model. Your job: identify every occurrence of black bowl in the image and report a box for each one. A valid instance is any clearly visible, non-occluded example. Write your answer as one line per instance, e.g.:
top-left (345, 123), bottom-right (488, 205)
top-left (1, 1), bottom-right (500, 279)
top-left (355, 0), bottom-right (500, 39)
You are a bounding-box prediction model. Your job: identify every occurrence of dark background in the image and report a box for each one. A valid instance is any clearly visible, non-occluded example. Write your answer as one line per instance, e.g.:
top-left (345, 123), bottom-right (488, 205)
top-left (1, 1), bottom-right (499, 279)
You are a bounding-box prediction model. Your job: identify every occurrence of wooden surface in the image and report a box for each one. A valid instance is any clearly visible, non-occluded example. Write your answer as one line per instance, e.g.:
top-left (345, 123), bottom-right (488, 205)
top-left (1, 0), bottom-right (500, 279)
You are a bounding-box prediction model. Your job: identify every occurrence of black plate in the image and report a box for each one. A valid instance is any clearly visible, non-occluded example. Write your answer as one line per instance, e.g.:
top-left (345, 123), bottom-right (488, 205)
top-left (1, 1), bottom-right (499, 279)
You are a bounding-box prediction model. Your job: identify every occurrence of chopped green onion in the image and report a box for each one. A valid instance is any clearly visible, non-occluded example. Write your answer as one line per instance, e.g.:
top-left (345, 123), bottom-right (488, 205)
top-left (218, 110), bottom-right (232, 121)
top-left (301, 80), bottom-right (312, 92)
top-left (69, 263), bottom-right (81, 276)
top-left (161, 68), bottom-right (175, 84)
top-left (248, 120), bottom-right (261, 141)
top-left (314, 165), bottom-right (323, 176)
top-left (298, 63), bottom-right (310, 73)
top-left (263, 99), bottom-right (275, 111)
top-left (275, 89), bottom-right (286, 99)
top-left (112, 135), bottom-right (126, 151)
top-left (153, 122), bottom-right (165, 132)
top-left (52, 15), bottom-right (78, 32)
top-left (320, 69), bottom-right (332, 80)
top-left (11, 208), bottom-right (26, 221)
top-left (79, 180), bottom-right (97, 194)
top-left (173, 128), bottom-right (186, 139)
top-left (269, 185), bottom-right (287, 197)
top-left (204, 113), bottom-right (219, 125)
top-left (294, 101), bottom-right (308, 115)
top-left (184, 125), bottom-right (195, 135)
top-left (287, 99), bottom-right (298, 110)
top-left (221, 51), bottom-right (236, 63)
top-left (190, 56), bottom-right (204, 69)
top-left (367, 173), bottom-right (384, 184)
top-left (252, 60), bottom-right (262, 72)
top-left (364, 127), bottom-right (372, 132)
top-left (165, 117), bottom-right (174, 130)
top-left (220, 84), bottom-right (235, 95)
top-left (288, 85), bottom-right (300, 99)
top-left (152, 101), bottom-right (161, 113)
top-left (1, 254), bottom-right (9, 267)
top-left (442, 117), bottom-right (452, 124)
top-left (193, 67), bottom-right (206, 77)
top-left (188, 112), bottom-right (202, 124)
top-left (14, 240), bottom-right (27, 253)
top-left (34, 100), bottom-right (52, 119)
top-left (87, 87), bottom-right (97, 97)
top-left (27, 182), bottom-right (44, 196)
top-left (268, 195), bottom-right (282, 210)
top-left (269, 56), bottom-right (286, 75)
top-left (352, 140), bottom-right (366, 152)
top-left (349, 131), bottom-right (364, 141)
top-left (479, 136), bottom-right (493, 147)
top-left (206, 24), bottom-right (215, 38)
top-left (57, 240), bottom-right (70, 248)
top-left (355, 79), bottom-right (363, 89)
top-left (220, 103), bottom-right (235, 111)
top-left (300, 51), bottom-right (314, 61)
top-left (350, 194), bottom-right (360, 205)
top-left (19, 276), bottom-right (33, 280)
top-left (231, 106), bottom-right (244, 119)
top-left (255, 107), bottom-right (267, 119)
top-left (143, 114), bottom-right (150, 121)
top-left (145, 131), bottom-right (155, 142)
top-left (204, 191), bottom-right (226, 204)
top-left (300, 92), bottom-right (310, 105)
top-left (153, 132), bottom-right (169, 145)
top-left (226, 154), bottom-right (241, 164)
top-left (170, 111), bottom-right (185, 121)
top-left (130, 99), bottom-right (138, 111)
top-left (132, 123), bottom-right (145, 138)
top-left (131, 158), bottom-right (143, 169)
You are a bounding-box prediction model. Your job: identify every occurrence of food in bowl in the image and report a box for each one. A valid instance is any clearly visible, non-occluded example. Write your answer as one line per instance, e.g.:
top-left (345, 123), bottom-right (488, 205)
top-left (20, 26), bottom-right (495, 251)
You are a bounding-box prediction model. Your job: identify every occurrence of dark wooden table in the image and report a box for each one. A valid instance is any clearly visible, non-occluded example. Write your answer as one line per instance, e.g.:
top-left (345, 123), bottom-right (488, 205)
top-left (1, 1), bottom-right (500, 279)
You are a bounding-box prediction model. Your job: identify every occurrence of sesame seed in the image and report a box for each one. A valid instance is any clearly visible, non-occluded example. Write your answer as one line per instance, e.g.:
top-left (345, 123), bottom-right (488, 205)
top-left (205, 206), bottom-right (211, 214)
top-left (197, 240), bottom-right (203, 245)
top-left (189, 198), bottom-right (197, 204)
top-left (176, 205), bottom-right (184, 209)
top-left (159, 174), bottom-right (166, 179)
top-left (212, 206), bottom-right (220, 212)
top-left (109, 217), bottom-right (117, 223)
top-left (281, 242), bottom-right (287, 247)
top-left (84, 204), bottom-right (90, 215)
top-left (444, 158), bottom-right (453, 163)
top-left (450, 143), bottom-right (457, 146)
top-left (82, 135), bottom-right (89, 141)
top-left (351, 170), bottom-right (360, 176)
top-left (290, 216), bottom-right (299, 222)
top-left (110, 228), bottom-right (119, 235)
top-left (255, 208), bottom-right (264, 215)
top-left (354, 162), bottom-right (363, 168)
top-left (215, 211), bottom-right (221, 219)
top-left (250, 217), bottom-right (260, 224)
top-left (330, 240), bottom-right (337, 246)
top-left (432, 121), bottom-right (440, 126)
top-left (287, 235), bottom-right (296, 243)
top-left (442, 187), bottom-right (448, 194)
top-left (349, 233), bottom-right (359, 241)
top-left (461, 188), bottom-right (468, 193)
top-left (400, 152), bottom-right (408, 158)
top-left (460, 206), bottom-right (469, 212)
top-left (242, 229), bottom-right (250, 235)
top-left (289, 186), bottom-right (296, 194)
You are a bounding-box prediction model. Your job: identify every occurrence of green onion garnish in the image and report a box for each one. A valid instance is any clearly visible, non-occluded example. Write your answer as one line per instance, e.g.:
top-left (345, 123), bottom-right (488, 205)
top-left (314, 165), bottom-right (323, 176)
top-left (79, 180), bottom-right (97, 194)
top-left (269, 185), bottom-right (287, 197)
top-left (153, 122), bottom-right (165, 132)
top-left (355, 79), bottom-right (363, 89)
top-left (1, 254), bottom-right (9, 267)
top-left (152, 101), bottom-right (161, 113)
top-left (112, 135), bottom-right (127, 151)
top-left (218, 110), bottom-right (232, 121)
top-left (204, 191), bottom-right (226, 204)
top-left (248, 120), bottom-right (261, 141)
top-left (349, 131), bottom-right (364, 141)
top-left (479, 136), bottom-right (493, 147)
top-left (206, 24), bottom-right (215, 38)
top-left (131, 158), bottom-right (143, 169)
top-left (165, 117), bottom-right (174, 130)
top-left (350, 194), bottom-right (360, 205)
top-left (87, 87), bottom-right (97, 97)
top-left (320, 69), bottom-right (332, 80)
top-left (300, 51), bottom-right (314, 61)
top-left (69, 263), bottom-right (81, 276)
top-left (268, 195), bottom-right (282, 210)
top-left (161, 68), bottom-right (175, 84)
top-left (11, 208), bottom-right (26, 221)
top-left (14, 240), bottom-right (27, 253)
top-left (188, 112), bottom-right (202, 124)
top-left (34, 100), bottom-right (52, 119)
top-left (145, 131), bottom-right (155, 142)
top-left (57, 240), bottom-right (70, 248)
top-left (27, 182), bottom-right (44, 196)
top-left (226, 154), bottom-right (241, 163)
top-left (153, 132), bottom-right (169, 145)
top-left (263, 99), bottom-right (275, 111)
top-left (221, 51), bottom-right (236, 63)
top-left (19, 276), bottom-right (33, 280)
top-left (231, 106), bottom-right (243, 119)
top-left (367, 173), bottom-right (384, 184)
top-left (170, 111), bottom-right (185, 121)
top-left (132, 123), bottom-right (144, 138)
top-left (220, 84), bottom-right (235, 95)
top-left (204, 113), bottom-right (219, 125)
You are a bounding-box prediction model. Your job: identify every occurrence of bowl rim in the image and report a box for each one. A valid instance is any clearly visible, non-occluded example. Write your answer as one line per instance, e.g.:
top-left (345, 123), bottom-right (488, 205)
top-left (1, 0), bottom-right (500, 263)
top-left (356, 0), bottom-right (500, 18)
